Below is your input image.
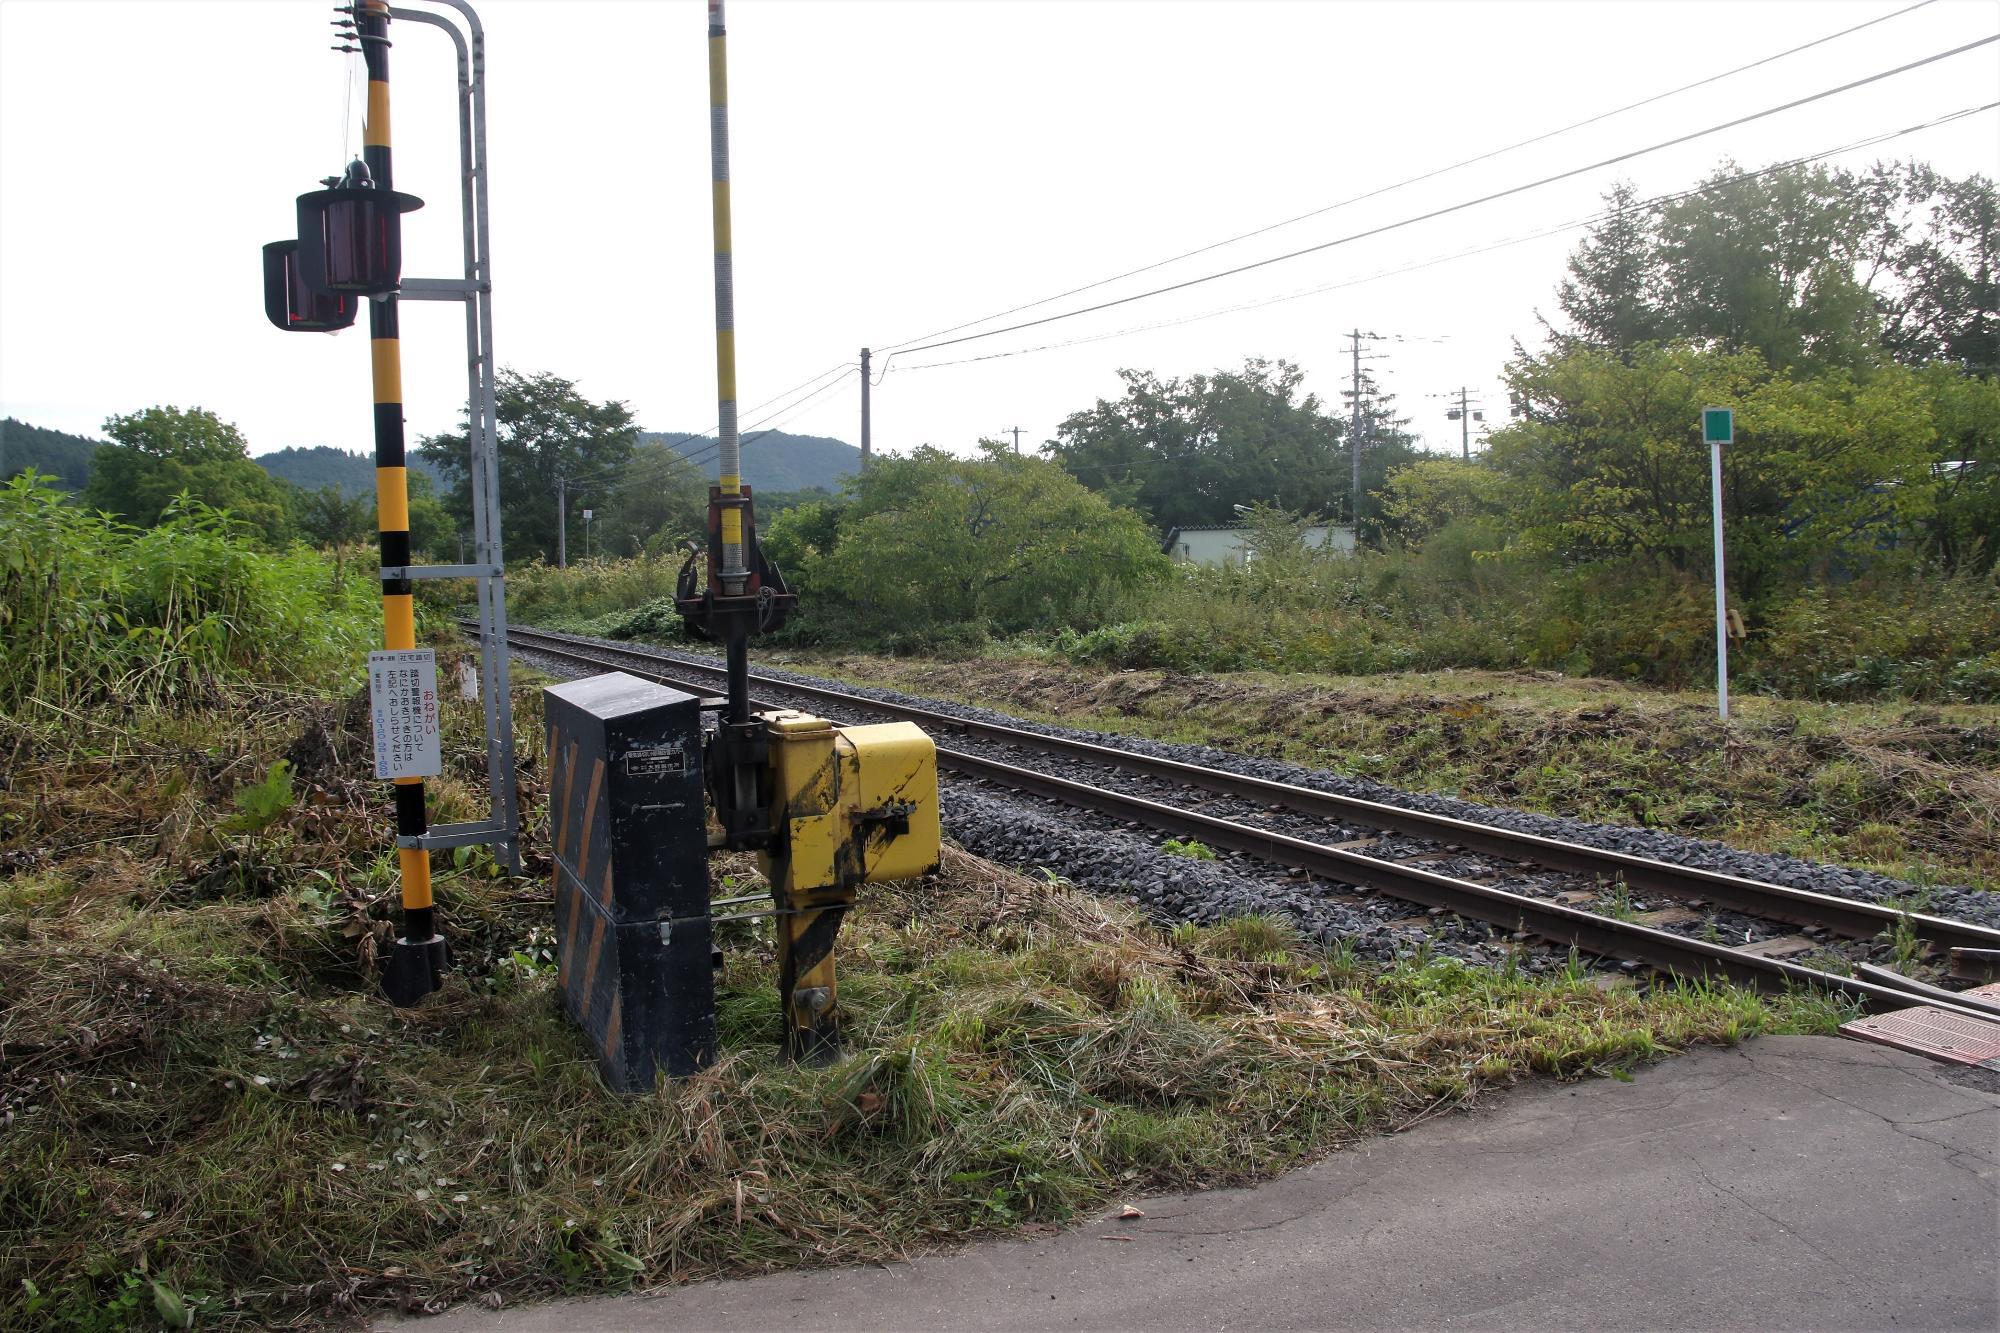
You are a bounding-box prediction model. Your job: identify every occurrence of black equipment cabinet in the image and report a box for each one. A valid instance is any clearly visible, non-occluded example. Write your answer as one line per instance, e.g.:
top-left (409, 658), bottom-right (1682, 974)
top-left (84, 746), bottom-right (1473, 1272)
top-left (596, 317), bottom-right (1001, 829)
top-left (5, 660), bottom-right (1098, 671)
top-left (543, 672), bottom-right (716, 1088)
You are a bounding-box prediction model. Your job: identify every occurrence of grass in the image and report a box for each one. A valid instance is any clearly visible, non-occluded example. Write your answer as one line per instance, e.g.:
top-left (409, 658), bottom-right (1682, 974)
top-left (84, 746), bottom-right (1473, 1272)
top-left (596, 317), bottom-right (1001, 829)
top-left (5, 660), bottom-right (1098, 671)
top-left (0, 658), bottom-right (1858, 1328)
top-left (748, 649), bottom-right (2000, 893)
top-left (0, 475), bottom-right (380, 717)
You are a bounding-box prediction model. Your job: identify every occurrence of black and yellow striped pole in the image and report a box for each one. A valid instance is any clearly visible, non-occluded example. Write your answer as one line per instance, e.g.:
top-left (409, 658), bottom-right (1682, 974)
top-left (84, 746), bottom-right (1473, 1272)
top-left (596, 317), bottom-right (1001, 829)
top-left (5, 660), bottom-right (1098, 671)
top-left (360, 0), bottom-right (447, 1005)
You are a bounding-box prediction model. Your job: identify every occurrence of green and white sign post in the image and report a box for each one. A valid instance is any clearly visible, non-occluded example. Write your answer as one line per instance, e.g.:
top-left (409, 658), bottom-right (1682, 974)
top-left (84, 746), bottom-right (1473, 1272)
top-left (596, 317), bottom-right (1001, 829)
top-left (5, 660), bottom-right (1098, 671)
top-left (1704, 407), bottom-right (1733, 721)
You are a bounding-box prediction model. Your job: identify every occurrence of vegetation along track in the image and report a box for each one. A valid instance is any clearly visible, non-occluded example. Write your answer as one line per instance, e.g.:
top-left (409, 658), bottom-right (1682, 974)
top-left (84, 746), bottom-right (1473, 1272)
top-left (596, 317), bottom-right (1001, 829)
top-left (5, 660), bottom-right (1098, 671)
top-left (488, 623), bottom-right (2000, 1022)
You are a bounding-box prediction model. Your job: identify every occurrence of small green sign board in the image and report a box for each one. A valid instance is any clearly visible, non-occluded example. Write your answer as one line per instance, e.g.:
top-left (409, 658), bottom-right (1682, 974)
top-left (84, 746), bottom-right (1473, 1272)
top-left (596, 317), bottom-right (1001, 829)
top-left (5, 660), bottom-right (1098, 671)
top-left (1702, 407), bottom-right (1733, 445)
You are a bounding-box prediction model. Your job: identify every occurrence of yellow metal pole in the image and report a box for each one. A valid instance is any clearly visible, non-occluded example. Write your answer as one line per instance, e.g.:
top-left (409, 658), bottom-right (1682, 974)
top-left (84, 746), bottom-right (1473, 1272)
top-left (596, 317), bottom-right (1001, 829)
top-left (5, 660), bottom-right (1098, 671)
top-left (708, 0), bottom-right (744, 589)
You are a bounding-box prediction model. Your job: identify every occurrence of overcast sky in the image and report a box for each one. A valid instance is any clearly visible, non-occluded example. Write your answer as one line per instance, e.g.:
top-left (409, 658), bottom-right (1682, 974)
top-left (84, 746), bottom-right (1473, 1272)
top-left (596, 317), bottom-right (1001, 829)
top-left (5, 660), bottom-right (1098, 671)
top-left (2, 0), bottom-right (1996, 474)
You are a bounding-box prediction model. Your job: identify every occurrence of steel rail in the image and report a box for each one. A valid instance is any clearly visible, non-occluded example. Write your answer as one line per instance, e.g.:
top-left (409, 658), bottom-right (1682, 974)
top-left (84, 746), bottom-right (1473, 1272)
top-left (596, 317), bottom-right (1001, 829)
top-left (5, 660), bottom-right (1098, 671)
top-left (493, 624), bottom-right (2000, 956)
top-left (939, 746), bottom-right (2000, 1024)
top-left (494, 627), bottom-right (2000, 1024)
top-left (488, 628), bottom-right (2000, 1020)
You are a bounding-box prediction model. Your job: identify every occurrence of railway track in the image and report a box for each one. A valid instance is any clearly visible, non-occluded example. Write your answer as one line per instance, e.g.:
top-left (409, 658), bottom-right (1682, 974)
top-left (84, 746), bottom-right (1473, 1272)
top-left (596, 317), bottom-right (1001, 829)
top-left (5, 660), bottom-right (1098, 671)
top-left (488, 622), bottom-right (2000, 1022)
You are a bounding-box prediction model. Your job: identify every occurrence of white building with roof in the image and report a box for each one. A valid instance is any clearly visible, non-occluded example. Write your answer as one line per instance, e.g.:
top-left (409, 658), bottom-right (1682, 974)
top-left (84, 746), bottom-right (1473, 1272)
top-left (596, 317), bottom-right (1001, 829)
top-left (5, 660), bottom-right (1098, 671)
top-left (1160, 523), bottom-right (1356, 566)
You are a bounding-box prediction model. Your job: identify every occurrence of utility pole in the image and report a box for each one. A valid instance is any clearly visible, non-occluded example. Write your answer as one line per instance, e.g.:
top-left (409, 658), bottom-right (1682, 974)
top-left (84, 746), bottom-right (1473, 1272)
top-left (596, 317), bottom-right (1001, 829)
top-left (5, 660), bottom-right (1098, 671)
top-left (556, 474), bottom-right (567, 568)
top-left (1349, 329), bottom-right (1365, 530)
top-left (859, 347), bottom-right (872, 469)
top-left (1440, 386), bottom-right (1485, 460)
top-left (1006, 426), bottom-right (1023, 454)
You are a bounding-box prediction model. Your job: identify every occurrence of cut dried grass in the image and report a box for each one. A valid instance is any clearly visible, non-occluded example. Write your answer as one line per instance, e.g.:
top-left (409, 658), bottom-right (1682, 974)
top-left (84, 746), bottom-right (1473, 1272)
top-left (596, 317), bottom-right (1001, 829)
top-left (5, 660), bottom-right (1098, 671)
top-left (0, 690), bottom-right (1851, 1329)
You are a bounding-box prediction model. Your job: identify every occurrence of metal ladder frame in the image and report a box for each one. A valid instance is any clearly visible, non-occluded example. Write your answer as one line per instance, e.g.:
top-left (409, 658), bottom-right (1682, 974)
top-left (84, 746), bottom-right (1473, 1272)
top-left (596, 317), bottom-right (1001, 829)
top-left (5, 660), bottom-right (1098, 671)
top-left (386, 0), bottom-right (520, 872)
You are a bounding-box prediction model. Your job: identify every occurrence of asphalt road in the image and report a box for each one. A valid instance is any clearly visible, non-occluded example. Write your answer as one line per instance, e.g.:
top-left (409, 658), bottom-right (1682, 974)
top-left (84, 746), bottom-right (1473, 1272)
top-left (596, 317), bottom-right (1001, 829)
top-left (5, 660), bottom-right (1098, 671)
top-left (407, 1036), bottom-right (2000, 1331)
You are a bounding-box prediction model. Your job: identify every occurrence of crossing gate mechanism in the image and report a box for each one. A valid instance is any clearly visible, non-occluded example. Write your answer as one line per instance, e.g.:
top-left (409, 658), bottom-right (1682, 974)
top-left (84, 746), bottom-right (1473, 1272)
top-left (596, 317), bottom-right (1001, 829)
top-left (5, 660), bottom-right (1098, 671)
top-left (544, 670), bottom-right (941, 1089)
top-left (258, 0), bottom-right (943, 1078)
top-left (529, 0), bottom-right (941, 1090)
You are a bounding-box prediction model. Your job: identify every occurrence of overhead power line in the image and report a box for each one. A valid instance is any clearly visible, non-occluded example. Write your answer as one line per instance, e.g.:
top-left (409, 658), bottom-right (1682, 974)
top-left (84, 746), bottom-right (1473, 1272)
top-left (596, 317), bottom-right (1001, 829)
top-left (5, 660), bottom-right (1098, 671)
top-left (875, 0), bottom-right (1942, 355)
top-left (559, 449), bottom-right (709, 496)
top-left (882, 34), bottom-right (1998, 361)
top-left (679, 373), bottom-right (856, 472)
top-left (561, 372), bottom-right (856, 496)
top-left (556, 360), bottom-right (858, 493)
top-left (676, 367), bottom-right (857, 474)
top-left (889, 99), bottom-right (2000, 374)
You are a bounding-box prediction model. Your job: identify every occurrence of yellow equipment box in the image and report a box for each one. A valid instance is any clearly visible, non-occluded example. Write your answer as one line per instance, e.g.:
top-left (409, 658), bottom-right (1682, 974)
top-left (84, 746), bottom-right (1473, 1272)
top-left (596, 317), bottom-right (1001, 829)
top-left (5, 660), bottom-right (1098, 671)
top-left (757, 709), bottom-right (940, 1058)
top-left (759, 710), bottom-right (940, 896)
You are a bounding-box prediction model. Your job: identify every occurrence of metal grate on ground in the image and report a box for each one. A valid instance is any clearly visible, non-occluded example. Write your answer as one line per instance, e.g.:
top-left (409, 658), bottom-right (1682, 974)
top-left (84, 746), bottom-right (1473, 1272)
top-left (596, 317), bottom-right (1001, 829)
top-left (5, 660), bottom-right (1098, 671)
top-left (1840, 992), bottom-right (2000, 1068)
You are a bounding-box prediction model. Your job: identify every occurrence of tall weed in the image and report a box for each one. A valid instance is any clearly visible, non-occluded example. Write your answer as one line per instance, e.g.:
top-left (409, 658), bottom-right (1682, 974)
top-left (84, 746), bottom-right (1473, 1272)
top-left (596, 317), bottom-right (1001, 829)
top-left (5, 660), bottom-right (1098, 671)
top-left (505, 555), bottom-right (682, 630)
top-left (1053, 543), bottom-right (2000, 702)
top-left (0, 474), bottom-right (378, 712)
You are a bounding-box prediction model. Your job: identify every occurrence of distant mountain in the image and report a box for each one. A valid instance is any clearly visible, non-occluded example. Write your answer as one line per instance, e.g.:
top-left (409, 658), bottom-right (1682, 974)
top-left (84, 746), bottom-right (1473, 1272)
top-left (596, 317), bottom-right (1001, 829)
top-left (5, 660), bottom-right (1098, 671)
top-left (0, 422), bottom-right (462, 501)
top-left (2, 418), bottom-right (105, 491)
top-left (256, 445), bottom-right (444, 497)
top-left (3, 420), bottom-right (856, 501)
top-left (641, 430), bottom-right (860, 494)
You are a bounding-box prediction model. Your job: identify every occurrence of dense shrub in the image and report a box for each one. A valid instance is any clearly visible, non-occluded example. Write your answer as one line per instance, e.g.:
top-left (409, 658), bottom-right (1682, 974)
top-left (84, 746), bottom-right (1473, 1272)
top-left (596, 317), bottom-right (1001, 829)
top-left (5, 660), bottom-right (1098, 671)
top-left (493, 463), bottom-right (1999, 703)
top-left (1743, 572), bottom-right (2000, 701)
top-left (1041, 544), bottom-right (2000, 703)
top-left (505, 554), bottom-right (681, 630)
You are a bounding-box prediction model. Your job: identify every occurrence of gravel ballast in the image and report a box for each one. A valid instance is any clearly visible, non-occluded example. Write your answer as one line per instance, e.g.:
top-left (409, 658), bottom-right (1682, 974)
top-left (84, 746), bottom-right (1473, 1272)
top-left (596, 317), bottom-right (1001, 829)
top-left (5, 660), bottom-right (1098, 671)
top-left (512, 631), bottom-right (2000, 949)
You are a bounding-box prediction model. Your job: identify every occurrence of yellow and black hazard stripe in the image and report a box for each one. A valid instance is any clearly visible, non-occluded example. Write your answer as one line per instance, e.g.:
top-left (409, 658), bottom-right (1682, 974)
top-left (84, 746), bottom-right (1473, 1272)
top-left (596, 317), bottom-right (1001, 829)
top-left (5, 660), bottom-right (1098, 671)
top-left (360, 0), bottom-right (436, 959)
top-left (778, 903), bottom-right (846, 1060)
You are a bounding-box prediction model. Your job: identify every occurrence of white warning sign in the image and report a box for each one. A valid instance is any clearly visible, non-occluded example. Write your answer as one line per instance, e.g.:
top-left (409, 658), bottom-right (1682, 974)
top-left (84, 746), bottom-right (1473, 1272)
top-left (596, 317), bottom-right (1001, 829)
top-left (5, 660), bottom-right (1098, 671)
top-left (368, 649), bottom-right (442, 780)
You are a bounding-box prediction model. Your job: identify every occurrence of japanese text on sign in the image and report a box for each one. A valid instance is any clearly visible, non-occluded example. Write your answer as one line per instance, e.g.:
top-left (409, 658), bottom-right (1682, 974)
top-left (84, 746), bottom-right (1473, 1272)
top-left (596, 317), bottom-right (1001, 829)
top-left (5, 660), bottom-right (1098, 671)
top-left (368, 649), bottom-right (442, 779)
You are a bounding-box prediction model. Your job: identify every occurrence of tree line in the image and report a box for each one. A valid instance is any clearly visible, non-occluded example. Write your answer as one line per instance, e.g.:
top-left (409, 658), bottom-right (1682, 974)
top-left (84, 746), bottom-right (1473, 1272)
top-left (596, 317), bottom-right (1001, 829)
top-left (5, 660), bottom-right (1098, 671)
top-left (1474, 159), bottom-right (1997, 590)
top-left (677, 155), bottom-right (1994, 691)
top-left (10, 405), bottom-right (458, 554)
top-left (17, 153), bottom-right (1993, 676)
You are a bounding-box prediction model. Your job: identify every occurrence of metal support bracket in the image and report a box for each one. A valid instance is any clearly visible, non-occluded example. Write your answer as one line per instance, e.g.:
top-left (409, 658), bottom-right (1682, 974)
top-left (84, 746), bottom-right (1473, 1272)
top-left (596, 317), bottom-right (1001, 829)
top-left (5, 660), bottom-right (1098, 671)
top-left (398, 819), bottom-right (507, 851)
top-left (399, 276), bottom-right (487, 300)
top-left (382, 0), bottom-right (521, 875)
top-left (380, 563), bottom-right (504, 580)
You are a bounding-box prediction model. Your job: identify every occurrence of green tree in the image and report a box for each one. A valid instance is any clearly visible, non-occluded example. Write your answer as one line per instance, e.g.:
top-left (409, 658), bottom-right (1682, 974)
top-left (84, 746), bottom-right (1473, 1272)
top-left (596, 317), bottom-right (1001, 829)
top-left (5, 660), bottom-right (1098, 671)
top-left (1652, 163), bottom-right (1879, 374)
top-left (587, 441), bottom-right (707, 559)
top-left (1864, 163), bottom-right (1999, 376)
top-left (418, 369), bottom-right (637, 565)
top-left (811, 443), bottom-right (1165, 633)
top-left (292, 483), bottom-right (371, 549)
top-left (1557, 181), bottom-right (1667, 355)
top-left (1915, 364), bottom-right (2000, 572)
top-left (289, 470), bottom-right (451, 556)
top-left (1558, 161), bottom-right (1997, 375)
top-left (1048, 359), bottom-right (1351, 528)
top-left (81, 406), bottom-right (292, 545)
top-left (1379, 457), bottom-right (1512, 545)
top-left (405, 470), bottom-right (455, 558)
top-left (760, 496), bottom-right (846, 598)
top-left (1340, 365), bottom-right (1425, 538)
top-left (1490, 344), bottom-right (1941, 597)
